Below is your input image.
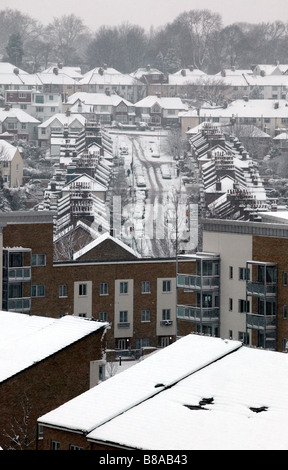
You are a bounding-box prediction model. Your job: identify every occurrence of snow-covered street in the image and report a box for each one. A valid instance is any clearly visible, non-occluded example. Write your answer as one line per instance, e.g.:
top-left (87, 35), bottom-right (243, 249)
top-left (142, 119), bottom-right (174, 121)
top-left (111, 130), bottom-right (192, 257)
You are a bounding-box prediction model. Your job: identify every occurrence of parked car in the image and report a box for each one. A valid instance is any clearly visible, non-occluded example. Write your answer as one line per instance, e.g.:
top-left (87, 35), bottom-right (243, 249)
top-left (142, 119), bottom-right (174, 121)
top-left (161, 164), bottom-right (172, 179)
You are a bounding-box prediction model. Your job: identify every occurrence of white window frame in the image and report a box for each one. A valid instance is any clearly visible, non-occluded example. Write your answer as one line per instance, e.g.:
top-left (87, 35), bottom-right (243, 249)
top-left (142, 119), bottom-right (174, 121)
top-left (100, 282), bottom-right (108, 295)
top-left (79, 283), bottom-right (87, 296)
top-left (120, 281), bottom-right (128, 294)
top-left (162, 280), bottom-right (171, 293)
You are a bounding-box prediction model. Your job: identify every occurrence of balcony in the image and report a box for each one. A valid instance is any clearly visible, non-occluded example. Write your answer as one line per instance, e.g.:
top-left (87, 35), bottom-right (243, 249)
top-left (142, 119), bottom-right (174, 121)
top-left (117, 322), bottom-right (130, 328)
top-left (246, 313), bottom-right (276, 330)
top-left (8, 267), bottom-right (31, 281)
top-left (177, 305), bottom-right (220, 323)
top-left (177, 274), bottom-right (220, 290)
top-left (160, 320), bottom-right (173, 327)
top-left (246, 281), bottom-right (276, 297)
top-left (8, 297), bottom-right (31, 312)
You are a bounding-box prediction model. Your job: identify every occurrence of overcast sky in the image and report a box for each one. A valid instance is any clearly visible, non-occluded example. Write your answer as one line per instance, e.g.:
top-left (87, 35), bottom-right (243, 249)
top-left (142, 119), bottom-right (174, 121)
top-left (1, 0), bottom-right (287, 30)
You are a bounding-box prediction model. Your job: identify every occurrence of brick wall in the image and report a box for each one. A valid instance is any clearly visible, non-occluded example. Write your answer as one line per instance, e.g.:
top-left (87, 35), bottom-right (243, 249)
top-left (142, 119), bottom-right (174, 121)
top-left (52, 259), bottom-right (195, 349)
top-left (253, 235), bottom-right (288, 351)
top-left (0, 326), bottom-right (106, 450)
top-left (3, 222), bottom-right (55, 317)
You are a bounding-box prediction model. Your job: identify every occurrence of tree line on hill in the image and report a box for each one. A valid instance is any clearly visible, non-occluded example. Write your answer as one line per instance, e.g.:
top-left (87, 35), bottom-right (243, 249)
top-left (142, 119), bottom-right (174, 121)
top-left (1, 8), bottom-right (288, 75)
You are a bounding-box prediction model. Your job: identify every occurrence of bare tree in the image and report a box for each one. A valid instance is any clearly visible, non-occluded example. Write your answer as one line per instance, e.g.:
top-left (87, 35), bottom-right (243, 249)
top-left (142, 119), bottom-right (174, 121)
top-left (54, 227), bottom-right (93, 261)
top-left (46, 14), bottom-right (88, 65)
top-left (3, 392), bottom-right (34, 450)
top-left (176, 9), bottom-right (222, 70)
top-left (182, 76), bottom-right (230, 106)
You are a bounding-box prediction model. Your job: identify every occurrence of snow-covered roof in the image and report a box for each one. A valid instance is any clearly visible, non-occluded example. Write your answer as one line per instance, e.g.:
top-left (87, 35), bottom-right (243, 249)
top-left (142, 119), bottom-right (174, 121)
top-left (38, 334), bottom-right (288, 449)
top-left (0, 107), bottom-right (40, 123)
top-left (73, 231), bottom-right (140, 260)
top-left (130, 67), bottom-right (163, 79)
top-left (42, 65), bottom-right (83, 80)
top-left (172, 68), bottom-right (207, 77)
top-left (80, 68), bottom-right (139, 86)
top-left (181, 99), bottom-right (288, 119)
top-left (62, 173), bottom-right (107, 192)
top-left (135, 95), bottom-right (187, 110)
top-left (38, 113), bottom-right (86, 128)
top-left (0, 140), bottom-right (19, 161)
top-left (0, 311), bottom-right (107, 383)
top-left (35, 72), bottom-right (78, 85)
top-left (274, 132), bottom-right (288, 140)
top-left (0, 62), bottom-right (28, 74)
top-left (67, 92), bottom-right (133, 107)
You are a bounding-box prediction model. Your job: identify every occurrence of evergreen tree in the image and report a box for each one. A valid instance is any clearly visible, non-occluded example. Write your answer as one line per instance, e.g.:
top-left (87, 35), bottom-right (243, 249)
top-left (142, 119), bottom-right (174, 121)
top-left (5, 32), bottom-right (24, 66)
top-left (163, 48), bottom-right (181, 73)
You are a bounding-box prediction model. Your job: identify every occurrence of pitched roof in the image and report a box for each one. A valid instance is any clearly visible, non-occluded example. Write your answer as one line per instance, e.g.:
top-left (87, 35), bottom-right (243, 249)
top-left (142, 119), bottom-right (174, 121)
top-left (0, 107), bottom-right (40, 123)
top-left (38, 334), bottom-right (288, 450)
top-left (73, 231), bottom-right (140, 260)
top-left (0, 140), bottom-right (19, 161)
top-left (0, 311), bottom-right (107, 383)
top-left (38, 113), bottom-right (86, 128)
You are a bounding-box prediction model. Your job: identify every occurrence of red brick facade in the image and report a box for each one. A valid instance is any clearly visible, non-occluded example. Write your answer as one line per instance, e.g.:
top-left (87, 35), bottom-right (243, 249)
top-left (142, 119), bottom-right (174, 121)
top-left (0, 326), bottom-right (106, 450)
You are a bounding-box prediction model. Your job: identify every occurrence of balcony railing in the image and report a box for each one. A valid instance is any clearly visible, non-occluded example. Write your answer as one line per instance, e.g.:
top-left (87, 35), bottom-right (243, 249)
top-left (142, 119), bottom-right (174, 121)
top-left (246, 281), bottom-right (277, 297)
top-left (8, 297), bottom-right (31, 312)
top-left (177, 305), bottom-right (220, 323)
top-left (8, 267), bottom-right (31, 281)
top-left (246, 313), bottom-right (277, 330)
top-left (160, 320), bottom-right (173, 327)
top-left (177, 274), bottom-right (220, 290)
top-left (117, 322), bottom-right (130, 328)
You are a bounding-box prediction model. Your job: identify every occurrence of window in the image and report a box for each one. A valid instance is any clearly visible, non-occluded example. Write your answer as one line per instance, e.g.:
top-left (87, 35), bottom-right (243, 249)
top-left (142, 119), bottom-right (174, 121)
top-left (238, 299), bottom-right (250, 313)
top-left (99, 311), bottom-right (108, 322)
top-left (283, 338), bottom-right (287, 352)
top-left (35, 95), bottom-right (44, 104)
top-left (100, 282), bottom-right (108, 295)
top-left (229, 266), bottom-right (233, 279)
top-left (21, 123), bottom-right (26, 130)
top-left (38, 424), bottom-right (43, 439)
top-left (119, 310), bottom-right (128, 322)
top-left (284, 272), bottom-right (287, 286)
top-left (141, 281), bottom-right (150, 293)
top-left (36, 107), bottom-right (44, 113)
top-left (51, 440), bottom-right (60, 450)
top-left (238, 331), bottom-right (249, 344)
top-left (229, 330), bottom-right (233, 339)
top-left (229, 298), bottom-right (233, 311)
top-left (70, 445), bottom-right (83, 450)
top-left (59, 284), bottom-right (67, 297)
top-left (283, 305), bottom-right (287, 319)
top-left (141, 309), bottom-right (150, 322)
top-left (120, 281), bottom-right (128, 294)
top-left (9, 283), bottom-right (22, 299)
top-left (162, 309), bottom-right (171, 320)
top-left (9, 252), bottom-right (23, 267)
top-left (31, 284), bottom-right (45, 297)
top-left (31, 254), bottom-right (46, 266)
top-left (162, 280), bottom-right (171, 292)
top-left (79, 283), bottom-right (87, 296)
top-left (239, 267), bottom-right (250, 280)
top-left (136, 338), bottom-right (150, 349)
top-left (99, 365), bottom-right (105, 381)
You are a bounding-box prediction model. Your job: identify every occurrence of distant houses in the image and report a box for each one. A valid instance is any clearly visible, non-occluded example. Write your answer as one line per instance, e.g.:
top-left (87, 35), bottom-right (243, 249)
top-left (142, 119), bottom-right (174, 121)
top-left (0, 139), bottom-right (23, 187)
